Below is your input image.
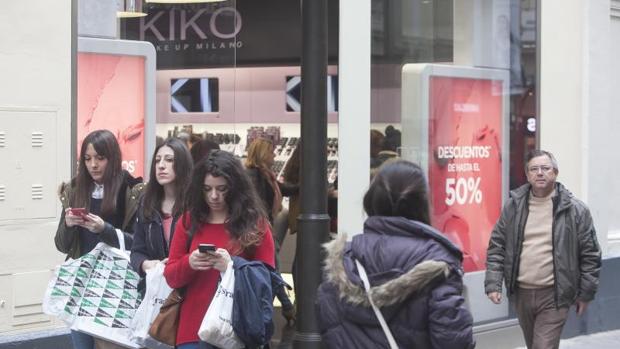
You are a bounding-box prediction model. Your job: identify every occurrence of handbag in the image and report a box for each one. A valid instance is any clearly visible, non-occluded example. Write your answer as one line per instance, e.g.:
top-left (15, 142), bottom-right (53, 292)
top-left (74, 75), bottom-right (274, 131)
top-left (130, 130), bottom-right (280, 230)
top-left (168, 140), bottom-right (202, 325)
top-left (355, 259), bottom-right (399, 349)
top-left (147, 232), bottom-right (196, 348)
top-left (148, 288), bottom-right (183, 347)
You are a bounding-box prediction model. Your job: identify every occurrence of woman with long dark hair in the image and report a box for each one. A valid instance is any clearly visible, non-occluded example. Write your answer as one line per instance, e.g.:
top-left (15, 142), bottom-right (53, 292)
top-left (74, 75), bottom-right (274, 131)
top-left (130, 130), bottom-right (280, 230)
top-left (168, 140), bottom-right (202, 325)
top-left (55, 129), bottom-right (144, 349)
top-left (164, 150), bottom-right (275, 349)
top-left (130, 138), bottom-right (193, 292)
top-left (316, 160), bottom-right (475, 349)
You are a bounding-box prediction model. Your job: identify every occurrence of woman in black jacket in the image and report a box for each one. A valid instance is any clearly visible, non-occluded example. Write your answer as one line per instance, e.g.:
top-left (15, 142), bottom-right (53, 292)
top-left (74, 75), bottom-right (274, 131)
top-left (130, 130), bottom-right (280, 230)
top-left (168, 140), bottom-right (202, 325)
top-left (130, 138), bottom-right (193, 292)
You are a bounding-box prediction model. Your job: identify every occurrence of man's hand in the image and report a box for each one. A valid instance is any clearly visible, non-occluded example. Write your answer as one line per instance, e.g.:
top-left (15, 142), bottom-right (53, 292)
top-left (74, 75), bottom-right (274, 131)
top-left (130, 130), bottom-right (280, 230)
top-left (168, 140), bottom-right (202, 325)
top-left (575, 300), bottom-right (589, 316)
top-left (487, 291), bottom-right (502, 304)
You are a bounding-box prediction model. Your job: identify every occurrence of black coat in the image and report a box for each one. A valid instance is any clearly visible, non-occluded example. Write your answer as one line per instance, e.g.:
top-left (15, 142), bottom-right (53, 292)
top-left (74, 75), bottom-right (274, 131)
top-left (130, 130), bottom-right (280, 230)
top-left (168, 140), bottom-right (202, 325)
top-left (55, 171), bottom-right (144, 259)
top-left (316, 216), bottom-right (475, 349)
top-left (130, 202), bottom-right (180, 292)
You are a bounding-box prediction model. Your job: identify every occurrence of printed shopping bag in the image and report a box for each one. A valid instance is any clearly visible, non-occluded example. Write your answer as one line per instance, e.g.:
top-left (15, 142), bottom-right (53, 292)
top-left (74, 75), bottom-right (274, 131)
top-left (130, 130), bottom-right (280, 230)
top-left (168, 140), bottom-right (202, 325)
top-left (198, 261), bottom-right (244, 349)
top-left (43, 230), bottom-right (142, 348)
top-left (130, 262), bottom-right (173, 347)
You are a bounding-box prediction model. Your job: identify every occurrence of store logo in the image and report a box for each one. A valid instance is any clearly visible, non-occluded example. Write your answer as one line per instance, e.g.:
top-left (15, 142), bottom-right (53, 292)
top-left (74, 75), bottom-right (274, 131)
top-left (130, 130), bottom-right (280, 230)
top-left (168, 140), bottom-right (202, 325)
top-left (140, 7), bottom-right (242, 42)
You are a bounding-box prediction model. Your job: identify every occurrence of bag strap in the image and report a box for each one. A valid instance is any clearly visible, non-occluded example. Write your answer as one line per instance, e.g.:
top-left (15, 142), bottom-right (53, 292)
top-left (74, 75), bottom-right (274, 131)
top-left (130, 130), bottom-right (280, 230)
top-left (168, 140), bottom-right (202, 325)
top-left (355, 259), bottom-right (399, 349)
top-left (115, 228), bottom-right (127, 252)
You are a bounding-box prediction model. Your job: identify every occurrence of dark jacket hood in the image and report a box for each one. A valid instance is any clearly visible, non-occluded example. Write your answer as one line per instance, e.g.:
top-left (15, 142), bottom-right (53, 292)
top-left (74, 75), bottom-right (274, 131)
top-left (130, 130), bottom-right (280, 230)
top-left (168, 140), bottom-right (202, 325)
top-left (363, 216), bottom-right (463, 260)
top-left (322, 216), bottom-right (464, 308)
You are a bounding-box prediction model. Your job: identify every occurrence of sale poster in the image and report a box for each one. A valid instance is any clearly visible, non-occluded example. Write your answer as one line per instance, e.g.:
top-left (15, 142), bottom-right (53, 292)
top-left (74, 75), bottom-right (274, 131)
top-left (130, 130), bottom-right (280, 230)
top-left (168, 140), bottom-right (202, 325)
top-left (428, 76), bottom-right (503, 272)
top-left (77, 53), bottom-right (146, 177)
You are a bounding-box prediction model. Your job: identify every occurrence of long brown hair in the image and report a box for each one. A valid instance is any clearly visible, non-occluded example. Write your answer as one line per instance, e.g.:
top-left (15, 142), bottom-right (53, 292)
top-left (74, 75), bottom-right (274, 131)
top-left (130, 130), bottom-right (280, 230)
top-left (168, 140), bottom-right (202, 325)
top-left (142, 138), bottom-right (193, 220)
top-left (244, 138), bottom-right (274, 170)
top-left (72, 130), bottom-right (123, 217)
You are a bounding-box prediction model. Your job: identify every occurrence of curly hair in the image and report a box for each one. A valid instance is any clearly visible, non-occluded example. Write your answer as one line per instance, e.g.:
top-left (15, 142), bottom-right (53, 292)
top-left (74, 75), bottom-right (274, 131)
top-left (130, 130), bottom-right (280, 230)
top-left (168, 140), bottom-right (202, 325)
top-left (183, 150), bottom-right (268, 251)
top-left (363, 160), bottom-right (431, 224)
top-left (142, 138), bottom-right (193, 220)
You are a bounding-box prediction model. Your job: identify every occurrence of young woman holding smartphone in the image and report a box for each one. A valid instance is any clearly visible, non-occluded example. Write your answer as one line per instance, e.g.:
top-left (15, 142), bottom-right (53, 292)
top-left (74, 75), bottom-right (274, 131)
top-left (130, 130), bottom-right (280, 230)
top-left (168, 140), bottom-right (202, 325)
top-left (54, 129), bottom-right (144, 349)
top-left (164, 150), bottom-right (275, 349)
top-left (130, 138), bottom-right (193, 293)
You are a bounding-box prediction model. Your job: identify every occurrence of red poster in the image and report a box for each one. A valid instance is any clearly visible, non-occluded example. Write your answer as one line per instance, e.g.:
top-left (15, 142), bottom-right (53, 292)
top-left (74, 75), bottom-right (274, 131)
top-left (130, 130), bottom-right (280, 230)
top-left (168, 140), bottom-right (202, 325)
top-left (428, 77), bottom-right (503, 272)
top-left (77, 53), bottom-right (146, 177)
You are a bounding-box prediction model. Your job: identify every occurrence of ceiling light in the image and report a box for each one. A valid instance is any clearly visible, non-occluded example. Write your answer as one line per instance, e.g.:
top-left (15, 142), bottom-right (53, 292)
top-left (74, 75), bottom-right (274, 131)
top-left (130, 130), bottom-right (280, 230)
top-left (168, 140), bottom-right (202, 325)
top-left (117, 0), bottom-right (147, 18)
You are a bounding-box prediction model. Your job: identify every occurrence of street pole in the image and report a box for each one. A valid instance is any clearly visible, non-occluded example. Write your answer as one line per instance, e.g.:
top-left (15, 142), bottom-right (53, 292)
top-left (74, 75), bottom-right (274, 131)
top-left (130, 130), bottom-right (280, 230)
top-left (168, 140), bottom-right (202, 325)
top-left (294, 0), bottom-right (329, 347)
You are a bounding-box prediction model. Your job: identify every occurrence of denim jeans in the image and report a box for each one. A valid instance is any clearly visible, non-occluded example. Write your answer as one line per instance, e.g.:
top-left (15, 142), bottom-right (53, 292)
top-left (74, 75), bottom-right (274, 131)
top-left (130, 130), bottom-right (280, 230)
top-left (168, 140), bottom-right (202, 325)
top-left (70, 330), bottom-right (94, 349)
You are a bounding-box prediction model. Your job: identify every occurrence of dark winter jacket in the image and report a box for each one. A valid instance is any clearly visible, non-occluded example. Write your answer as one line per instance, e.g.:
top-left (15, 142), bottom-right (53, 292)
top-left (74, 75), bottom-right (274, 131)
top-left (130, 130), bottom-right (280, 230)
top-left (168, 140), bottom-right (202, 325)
top-left (130, 202), bottom-right (180, 292)
top-left (231, 256), bottom-right (282, 348)
top-left (55, 171), bottom-right (144, 259)
top-left (316, 216), bottom-right (475, 349)
top-left (485, 182), bottom-right (601, 307)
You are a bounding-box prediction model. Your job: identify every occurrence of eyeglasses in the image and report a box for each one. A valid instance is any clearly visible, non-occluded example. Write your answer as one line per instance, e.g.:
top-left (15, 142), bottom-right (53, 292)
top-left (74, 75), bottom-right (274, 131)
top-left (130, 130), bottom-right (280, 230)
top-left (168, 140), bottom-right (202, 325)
top-left (528, 165), bottom-right (554, 174)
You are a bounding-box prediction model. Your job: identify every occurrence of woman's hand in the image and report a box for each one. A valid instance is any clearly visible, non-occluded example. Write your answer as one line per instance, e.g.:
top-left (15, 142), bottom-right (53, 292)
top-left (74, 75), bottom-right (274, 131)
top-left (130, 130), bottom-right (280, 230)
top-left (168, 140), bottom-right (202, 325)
top-left (80, 213), bottom-right (105, 234)
top-left (64, 208), bottom-right (85, 228)
top-left (141, 258), bottom-right (168, 273)
top-left (141, 260), bottom-right (159, 273)
top-left (209, 248), bottom-right (231, 272)
top-left (188, 248), bottom-right (231, 272)
top-left (189, 249), bottom-right (214, 271)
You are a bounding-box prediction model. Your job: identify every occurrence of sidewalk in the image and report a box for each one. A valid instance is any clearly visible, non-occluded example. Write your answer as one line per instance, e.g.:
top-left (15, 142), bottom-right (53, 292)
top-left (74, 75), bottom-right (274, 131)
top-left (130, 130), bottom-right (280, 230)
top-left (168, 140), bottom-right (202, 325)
top-left (515, 329), bottom-right (620, 349)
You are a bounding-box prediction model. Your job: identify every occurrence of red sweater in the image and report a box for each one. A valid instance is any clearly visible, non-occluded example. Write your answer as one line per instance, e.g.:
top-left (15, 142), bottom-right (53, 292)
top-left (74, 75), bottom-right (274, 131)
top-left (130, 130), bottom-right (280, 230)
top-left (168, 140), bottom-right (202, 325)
top-left (163, 214), bottom-right (275, 345)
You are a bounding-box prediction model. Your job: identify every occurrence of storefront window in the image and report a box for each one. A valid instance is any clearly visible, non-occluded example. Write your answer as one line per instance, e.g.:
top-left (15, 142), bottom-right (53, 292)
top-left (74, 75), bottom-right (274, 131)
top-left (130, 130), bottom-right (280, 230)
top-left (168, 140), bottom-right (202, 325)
top-left (115, 0), bottom-right (339, 285)
top-left (371, 0), bottom-right (538, 273)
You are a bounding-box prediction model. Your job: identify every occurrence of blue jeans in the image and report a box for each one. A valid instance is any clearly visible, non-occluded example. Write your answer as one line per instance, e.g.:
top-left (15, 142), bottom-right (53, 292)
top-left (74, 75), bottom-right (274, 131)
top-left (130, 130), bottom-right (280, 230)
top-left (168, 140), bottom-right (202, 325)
top-left (70, 330), bottom-right (94, 349)
top-left (177, 342), bottom-right (218, 349)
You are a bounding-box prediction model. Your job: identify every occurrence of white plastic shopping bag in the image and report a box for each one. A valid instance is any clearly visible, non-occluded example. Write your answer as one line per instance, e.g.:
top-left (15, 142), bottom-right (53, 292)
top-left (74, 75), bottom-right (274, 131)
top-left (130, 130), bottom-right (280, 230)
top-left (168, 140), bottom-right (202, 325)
top-left (198, 261), bottom-right (244, 349)
top-left (129, 262), bottom-right (173, 346)
top-left (43, 230), bottom-right (141, 348)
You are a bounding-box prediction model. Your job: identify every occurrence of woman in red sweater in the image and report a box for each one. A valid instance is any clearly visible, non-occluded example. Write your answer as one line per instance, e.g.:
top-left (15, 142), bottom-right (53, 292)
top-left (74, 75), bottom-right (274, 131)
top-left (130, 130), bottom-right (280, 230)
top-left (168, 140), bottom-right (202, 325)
top-left (164, 150), bottom-right (275, 349)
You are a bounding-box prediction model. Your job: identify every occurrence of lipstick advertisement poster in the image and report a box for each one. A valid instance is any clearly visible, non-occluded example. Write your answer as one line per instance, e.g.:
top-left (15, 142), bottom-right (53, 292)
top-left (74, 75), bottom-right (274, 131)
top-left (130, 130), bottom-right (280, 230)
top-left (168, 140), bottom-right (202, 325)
top-left (77, 52), bottom-right (146, 177)
top-left (428, 76), bottom-right (503, 272)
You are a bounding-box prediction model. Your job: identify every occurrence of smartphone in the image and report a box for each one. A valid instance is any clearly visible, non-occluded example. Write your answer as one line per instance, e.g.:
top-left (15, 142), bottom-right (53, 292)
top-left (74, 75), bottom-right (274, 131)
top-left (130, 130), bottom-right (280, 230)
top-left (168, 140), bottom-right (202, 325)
top-left (69, 208), bottom-right (88, 217)
top-left (198, 244), bottom-right (216, 253)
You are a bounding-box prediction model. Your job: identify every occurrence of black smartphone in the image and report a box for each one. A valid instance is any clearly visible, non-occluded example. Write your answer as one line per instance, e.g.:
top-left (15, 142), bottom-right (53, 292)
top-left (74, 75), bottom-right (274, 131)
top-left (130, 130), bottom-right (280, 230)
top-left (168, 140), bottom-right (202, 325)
top-left (198, 244), bottom-right (216, 253)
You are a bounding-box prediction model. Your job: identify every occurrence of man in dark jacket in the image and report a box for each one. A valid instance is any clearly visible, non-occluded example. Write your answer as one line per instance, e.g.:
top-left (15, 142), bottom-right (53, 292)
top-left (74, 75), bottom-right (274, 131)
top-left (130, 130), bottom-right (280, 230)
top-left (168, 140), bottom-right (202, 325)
top-left (485, 150), bottom-right (601, 349)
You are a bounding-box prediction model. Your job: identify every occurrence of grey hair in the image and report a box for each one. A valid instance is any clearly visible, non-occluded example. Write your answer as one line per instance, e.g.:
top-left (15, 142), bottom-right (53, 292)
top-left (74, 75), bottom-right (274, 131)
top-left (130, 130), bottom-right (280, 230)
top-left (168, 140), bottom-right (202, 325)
top-left (525, 150), bottom-right (558, 172)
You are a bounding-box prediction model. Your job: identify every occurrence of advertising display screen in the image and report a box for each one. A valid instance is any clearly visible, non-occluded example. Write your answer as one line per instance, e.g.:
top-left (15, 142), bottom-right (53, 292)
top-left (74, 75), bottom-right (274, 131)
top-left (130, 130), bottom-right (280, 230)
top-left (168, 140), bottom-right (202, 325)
top-left (170, 78), bottom-right (219, 113)
top-left (427, 76), bottom-right (503, 272)
top-left (77, 52), bottom-right (146, 177)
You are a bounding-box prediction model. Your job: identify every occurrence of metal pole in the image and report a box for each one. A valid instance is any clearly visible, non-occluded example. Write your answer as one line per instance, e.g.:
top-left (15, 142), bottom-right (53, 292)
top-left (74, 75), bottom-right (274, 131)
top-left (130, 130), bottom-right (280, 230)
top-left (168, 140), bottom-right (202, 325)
top-left (294, 0), bottom-right (328, 347)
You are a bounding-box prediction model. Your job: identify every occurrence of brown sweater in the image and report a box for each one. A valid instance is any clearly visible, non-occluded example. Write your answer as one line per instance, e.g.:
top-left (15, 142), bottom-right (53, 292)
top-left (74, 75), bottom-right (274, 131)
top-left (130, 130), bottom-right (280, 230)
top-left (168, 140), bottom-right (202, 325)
top-left (517, 190), bottom-right (555, 289)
